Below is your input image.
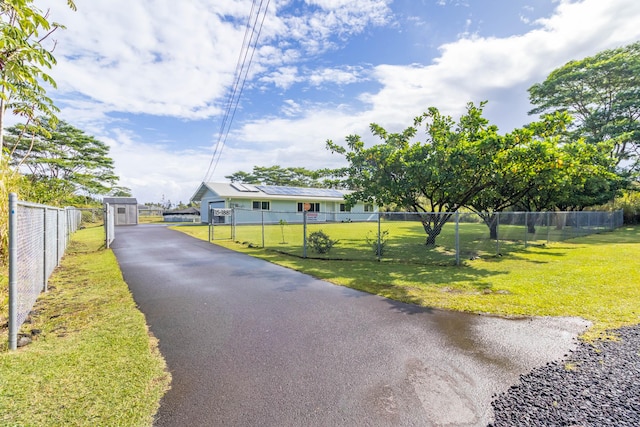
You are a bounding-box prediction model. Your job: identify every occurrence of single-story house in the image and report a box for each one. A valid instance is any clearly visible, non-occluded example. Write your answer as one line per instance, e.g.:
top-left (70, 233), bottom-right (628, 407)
top-left (190, 182), bottom-right (377, 224)
top-left (103, 197), bottom-right (139, 225)
top-left (138, 204), bottom-right (164, 216)
top-left (162, 207), bottom-right (201, 222)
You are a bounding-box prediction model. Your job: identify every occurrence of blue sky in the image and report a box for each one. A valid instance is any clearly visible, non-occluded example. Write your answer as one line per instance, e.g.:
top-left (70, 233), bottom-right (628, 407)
top-left (29, 0), bottom-right (640, 204)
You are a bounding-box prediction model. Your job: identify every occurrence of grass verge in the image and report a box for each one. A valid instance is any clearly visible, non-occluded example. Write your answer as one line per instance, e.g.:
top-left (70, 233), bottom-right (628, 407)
top-left (174, 224), bottom-right (640, 340)
top-left (0, 226), bottom-right (170, 427)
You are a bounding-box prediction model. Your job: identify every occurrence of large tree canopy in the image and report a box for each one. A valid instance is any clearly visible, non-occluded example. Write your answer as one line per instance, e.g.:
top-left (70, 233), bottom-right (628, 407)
top-left (528, 42), bottom-right (640, 173)
top-left (465, 113), bottom-right (572, 238)
top-left (6, 119), bottom-right (118, 201)
top-left (328, 102), bottom-right (507, 246)
top-left (0, 0), bottom-right (76, 151)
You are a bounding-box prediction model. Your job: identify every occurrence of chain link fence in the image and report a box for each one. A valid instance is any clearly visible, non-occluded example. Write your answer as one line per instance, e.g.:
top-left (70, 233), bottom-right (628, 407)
top-left (7, 194), bottom-right (83, 350)
top-left (209, 208), bottom-right (624, 266)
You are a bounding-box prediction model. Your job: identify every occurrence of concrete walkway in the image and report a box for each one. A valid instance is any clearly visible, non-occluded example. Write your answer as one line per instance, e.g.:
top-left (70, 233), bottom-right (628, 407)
top-left (112, 224), bottom-right (589, 426)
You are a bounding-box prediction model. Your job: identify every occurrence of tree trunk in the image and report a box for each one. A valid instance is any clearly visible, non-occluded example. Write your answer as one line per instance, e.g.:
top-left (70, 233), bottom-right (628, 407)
top-left (425, 232), bottom-right (438, 246)
top-left (419, 212), bottom-right (451, 247)
top-left (423, 221), bottom-right (444, 246)
top-left (480, 213), bottom-right (499, 240)
top-left (489, 220), bottom-right (498, 240)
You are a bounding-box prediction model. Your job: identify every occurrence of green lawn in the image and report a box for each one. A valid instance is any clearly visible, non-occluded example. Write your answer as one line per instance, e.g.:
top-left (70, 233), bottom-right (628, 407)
top-left (0, 226), bottom-right (170, 426)
top-left (207, 219), bottom-right (607, 265)
top-left (176, 223), bottom-right (640, 340)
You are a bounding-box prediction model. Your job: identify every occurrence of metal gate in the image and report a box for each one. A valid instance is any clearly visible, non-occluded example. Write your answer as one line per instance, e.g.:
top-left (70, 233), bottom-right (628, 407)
top-left (208, 208), bottom-right (233, 241)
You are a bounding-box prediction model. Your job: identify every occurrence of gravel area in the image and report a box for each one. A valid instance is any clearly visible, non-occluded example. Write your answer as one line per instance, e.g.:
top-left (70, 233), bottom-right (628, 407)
top-left (489, 324), bottom-right (640, 426)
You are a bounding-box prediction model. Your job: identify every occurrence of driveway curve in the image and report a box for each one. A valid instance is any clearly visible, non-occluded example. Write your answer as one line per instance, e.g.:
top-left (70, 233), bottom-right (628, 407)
top-left (112, 224), bottom-right (589, 427)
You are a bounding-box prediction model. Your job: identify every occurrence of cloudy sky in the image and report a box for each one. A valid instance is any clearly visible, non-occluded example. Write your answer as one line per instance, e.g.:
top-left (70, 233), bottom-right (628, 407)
top-left (32, 0), bottom-right (640, 204)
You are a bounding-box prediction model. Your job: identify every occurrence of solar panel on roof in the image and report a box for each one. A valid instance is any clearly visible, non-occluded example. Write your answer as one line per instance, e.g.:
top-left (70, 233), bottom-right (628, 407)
top-left (230, 182), bottom-right (259, 192)
top-left (256, 185), bottom-right (344, 198)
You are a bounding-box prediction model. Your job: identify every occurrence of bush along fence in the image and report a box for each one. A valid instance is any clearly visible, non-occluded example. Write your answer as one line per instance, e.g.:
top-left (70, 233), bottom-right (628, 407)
top-left (7, 193), bottom-right (85, 350)
top-left (208, 208), bottom-right (624, 266)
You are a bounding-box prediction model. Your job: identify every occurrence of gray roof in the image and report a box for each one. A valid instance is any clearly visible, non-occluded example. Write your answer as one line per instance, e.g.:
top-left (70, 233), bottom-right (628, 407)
top-left (103, 197), bottom-right (138, 205)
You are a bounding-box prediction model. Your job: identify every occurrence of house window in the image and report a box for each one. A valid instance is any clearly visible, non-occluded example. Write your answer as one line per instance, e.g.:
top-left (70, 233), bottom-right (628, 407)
top-left (364, 204), bottom-right (374, 212)
top-left (252, 201), bottom-right (270, 211)
top-left (117, 207), bottom-right (126, 214)
top-left (297, 202), bottom-right (320, 212)
top-left (340, 204), bottom-right (351, 212)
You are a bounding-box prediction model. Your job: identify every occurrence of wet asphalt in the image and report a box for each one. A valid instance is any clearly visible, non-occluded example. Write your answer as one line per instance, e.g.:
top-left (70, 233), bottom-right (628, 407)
top-left (111, 224), bottom-right (590, 427)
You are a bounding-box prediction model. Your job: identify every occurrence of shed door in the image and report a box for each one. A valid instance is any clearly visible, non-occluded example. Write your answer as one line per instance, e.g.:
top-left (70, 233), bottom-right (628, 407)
top-left (116, 206), bottom-right (127, 225)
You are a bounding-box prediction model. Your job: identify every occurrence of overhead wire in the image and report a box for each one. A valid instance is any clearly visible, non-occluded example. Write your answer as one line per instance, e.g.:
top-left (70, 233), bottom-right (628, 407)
top-left (202, 0), bottom-right (271, 182)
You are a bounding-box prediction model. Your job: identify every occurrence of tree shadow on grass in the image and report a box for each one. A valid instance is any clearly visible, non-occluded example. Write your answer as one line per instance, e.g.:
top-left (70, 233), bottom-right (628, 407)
top-left (267, 255), bottom-right (508, 304)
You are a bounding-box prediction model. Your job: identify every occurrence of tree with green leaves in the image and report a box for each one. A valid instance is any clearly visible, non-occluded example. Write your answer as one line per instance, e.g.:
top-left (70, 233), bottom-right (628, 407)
top-left (528, 42), bottom-right (640, 173)
top-left (6, 119), bottom-right (119, 202)
top-left (328, 102), bottom-right (506, 246)
top-left (512, 136), bottom-right (620, 232)
top-left (465, 113), bottom-right (572, 238)
top-left (0, 0), bottom-right (76, 151)
top-left (226, 165), bottom-right (343, 188)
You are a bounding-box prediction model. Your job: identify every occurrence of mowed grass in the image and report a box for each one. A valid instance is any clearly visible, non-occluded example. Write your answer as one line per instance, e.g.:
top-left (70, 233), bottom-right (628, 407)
top-left (175, 223), bottom-right (640, 340)
top-left (0, 226), bottom-right (170, 427)
top-left (207, 219), bottom-right (600, 264)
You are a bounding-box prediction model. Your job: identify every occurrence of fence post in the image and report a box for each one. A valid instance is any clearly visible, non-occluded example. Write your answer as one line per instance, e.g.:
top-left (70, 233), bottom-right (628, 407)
top-left (303, 210), bottom-right (308, 258)
top-left (455, 211), bottom-right (460, 266)
top-left (43, 207), bottom-right (48, 292)
top-left (524, 212), bottom-right (528, 248)
top-left (8, 193), bottom-right (18, 351)
top-left (56, 209), bottom-right (61, 265)
top-left (546, 211), bottom-right (551, 244)
top-left (261, 211), bottom-right (265, 248)
top-left (377, 212), bottom-right (381, 262)
top-left (232, 208), bottom-right (236, 241)
top-left (496, 212), bottom-right (500, 255)
top-left (104, 203), bottom-right (110, 249)
top-left (208, 207), bottom-right (213, 243)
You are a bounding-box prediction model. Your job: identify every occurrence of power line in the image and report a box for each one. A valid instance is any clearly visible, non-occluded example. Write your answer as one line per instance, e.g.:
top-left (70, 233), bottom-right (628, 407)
top-left (202, 0), bottom-right (271, 182)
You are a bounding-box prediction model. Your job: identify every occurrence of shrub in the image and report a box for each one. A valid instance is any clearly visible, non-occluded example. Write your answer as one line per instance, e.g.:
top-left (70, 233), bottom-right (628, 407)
top-left (307, 230), bottom-right (338, 254)
top-left (365, 230), bottom-right (389, 257)
top-left (279, 219), bottom-right (287, 244)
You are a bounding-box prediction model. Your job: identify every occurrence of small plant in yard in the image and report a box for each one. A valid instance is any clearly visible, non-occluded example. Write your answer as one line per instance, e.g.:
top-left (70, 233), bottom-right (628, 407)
top-left (279, 219), bottom-right (287, 244)
top-left (365, 230), bottom-right (389, 257)
top-left (308, 230), bottom-right (339, 254)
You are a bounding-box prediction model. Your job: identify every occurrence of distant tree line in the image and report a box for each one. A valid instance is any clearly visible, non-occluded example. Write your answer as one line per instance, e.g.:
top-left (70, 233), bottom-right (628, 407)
top-left (225, 165), bottom-right (345, 189)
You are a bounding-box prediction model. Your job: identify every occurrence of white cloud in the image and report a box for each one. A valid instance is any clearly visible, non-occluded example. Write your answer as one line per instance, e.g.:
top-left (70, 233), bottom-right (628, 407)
top-left (357, 0), bottom-right (640, 132)
top-left (43, 0), bottom-right (392, 120)
top-left (309, 66), bottom-right (366, 87)
top-left (100, 129), bottom-right (213, 204)
top-left (259, 66), bottom-right (300, 89)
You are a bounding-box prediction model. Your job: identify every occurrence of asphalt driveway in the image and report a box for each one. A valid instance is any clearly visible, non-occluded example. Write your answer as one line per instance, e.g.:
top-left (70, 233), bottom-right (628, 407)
top-left (112, 224), bottom-right (589, 426)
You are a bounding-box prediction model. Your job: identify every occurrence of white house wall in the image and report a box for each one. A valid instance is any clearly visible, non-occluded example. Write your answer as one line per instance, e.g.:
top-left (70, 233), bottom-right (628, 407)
top-left (197, 189), bottom-right (378, 224)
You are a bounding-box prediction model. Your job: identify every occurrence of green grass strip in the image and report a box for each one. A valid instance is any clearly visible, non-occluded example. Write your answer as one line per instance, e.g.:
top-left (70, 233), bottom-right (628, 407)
top-left (0, 226), bottom-right (170, 427)
top-left (175, 224), bottom-right (640, 341)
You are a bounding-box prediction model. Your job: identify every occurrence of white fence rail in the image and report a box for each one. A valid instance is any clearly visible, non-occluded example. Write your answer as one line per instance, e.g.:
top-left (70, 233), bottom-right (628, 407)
top-left (104, 203), bottom-right (115, 249)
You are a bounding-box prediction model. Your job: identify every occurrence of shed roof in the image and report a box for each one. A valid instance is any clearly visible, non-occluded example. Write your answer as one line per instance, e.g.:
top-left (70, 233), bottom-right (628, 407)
top-left (191, 182), bottom-right (351, 203)
top-left (103, 197), bottom-right (138, 205)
